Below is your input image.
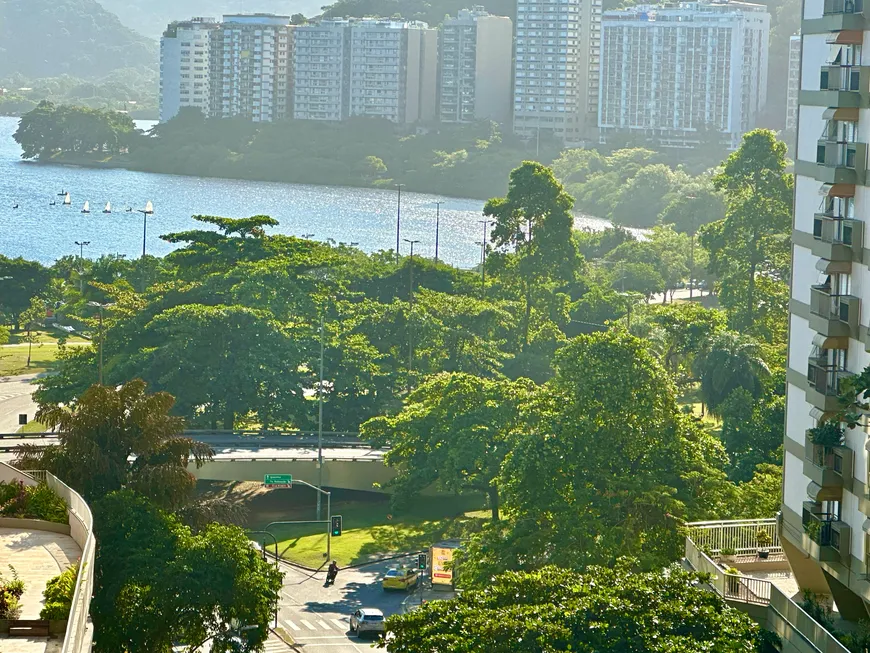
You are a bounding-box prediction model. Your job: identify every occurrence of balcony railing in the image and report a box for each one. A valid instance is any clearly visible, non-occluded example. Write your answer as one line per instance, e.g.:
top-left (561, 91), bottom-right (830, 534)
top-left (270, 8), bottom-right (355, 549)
top-left (821, 64), bottom-right (863, 92)
top-left (813, 215), bottom-right (860, 247)
top-left (809, 286), bottom-right (859, 336)
top-left (824, 0), bottom-right (864, 14)
top-left (687, 518), bottom-right (781, 558)
top-left (807, 358), bottom-right (850, 396)
top-left (803, 509), bottom-right (838, 546)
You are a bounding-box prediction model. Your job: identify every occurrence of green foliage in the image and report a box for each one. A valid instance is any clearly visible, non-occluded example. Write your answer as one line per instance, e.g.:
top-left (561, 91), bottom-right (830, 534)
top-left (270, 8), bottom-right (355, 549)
top-left (40, 564), bottom-right (78, 620)
top-left (808, 421), bottom-right (845, 447)
top-left (0, 255), bottom-right (51, 329)
top-left (0, 568), bottom-right (23, 620)
top-left (693, 331), bottom-right (771, 416)
top-left (0, 0), bottom-right (157, 79)
top-left (0, 480), bottom-right (68, 523)
top-left (383, 562), bottom-right (772, 652)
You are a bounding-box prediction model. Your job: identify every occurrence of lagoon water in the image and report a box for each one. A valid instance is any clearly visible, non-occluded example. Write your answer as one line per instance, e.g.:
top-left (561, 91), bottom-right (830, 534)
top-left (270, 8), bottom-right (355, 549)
top-left (0, 116), bottom-right (621, 267)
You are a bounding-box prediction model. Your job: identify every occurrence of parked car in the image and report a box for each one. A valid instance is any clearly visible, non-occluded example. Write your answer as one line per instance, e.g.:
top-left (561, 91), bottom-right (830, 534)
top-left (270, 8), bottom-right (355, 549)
top-left (382, 567), bottom-right (419, 591)
top-left (350, 608), bottom-right (385, 636)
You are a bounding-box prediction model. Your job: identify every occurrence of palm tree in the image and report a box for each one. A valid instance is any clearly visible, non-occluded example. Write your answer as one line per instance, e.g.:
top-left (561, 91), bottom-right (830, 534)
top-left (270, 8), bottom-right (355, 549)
top-left (693, 331), bottom-right (770, 416)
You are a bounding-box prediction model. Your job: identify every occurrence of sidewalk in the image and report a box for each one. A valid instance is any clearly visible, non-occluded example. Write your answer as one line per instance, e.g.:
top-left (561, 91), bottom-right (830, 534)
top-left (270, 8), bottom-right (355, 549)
top-left (401, 581), bottom-right (457, 613)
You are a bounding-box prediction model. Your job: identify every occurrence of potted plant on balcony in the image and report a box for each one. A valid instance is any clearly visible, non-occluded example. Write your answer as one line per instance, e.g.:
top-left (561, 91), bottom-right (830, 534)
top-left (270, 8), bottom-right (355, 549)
top-left (808, 420), bottom-right (845, 447)
top-left (804, 519), bottom-right (821, 542)
top-left (756, 529), bottom-right (772, 559)
top-left (719, 546), bottom-right (737, 563)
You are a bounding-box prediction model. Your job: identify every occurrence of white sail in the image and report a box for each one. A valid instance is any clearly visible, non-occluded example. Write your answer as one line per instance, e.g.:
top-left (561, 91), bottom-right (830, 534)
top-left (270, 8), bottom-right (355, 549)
top-left (104, 202), bottom-right (111, 213)
top-left (144, 200), bottom-right (154, 213)
top-left (82, 201), bottom-right (90, 213)
top-left (63, 193), bottom-right (71, 205)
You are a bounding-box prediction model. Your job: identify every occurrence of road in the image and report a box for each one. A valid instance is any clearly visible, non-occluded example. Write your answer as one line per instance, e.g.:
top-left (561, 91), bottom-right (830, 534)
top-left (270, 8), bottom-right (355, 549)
top-left (0, 373), bottom-right (38, 433)
top-left (277, 556), bottom-right (437, 652)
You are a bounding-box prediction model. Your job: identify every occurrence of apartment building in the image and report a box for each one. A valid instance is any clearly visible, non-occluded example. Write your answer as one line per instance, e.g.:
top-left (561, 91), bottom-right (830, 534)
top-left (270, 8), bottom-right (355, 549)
top-left (209, 14), bottom-right (294, 122)
top-left (512, 0), bottom-right (602, 145)
top-left (786, 34), bottom-right (802, 131)
top-left (439, 7), bottom-right (513, 124)
top-left (293, 18), bottom-right (437, 123)
top-left (598, 1), bottom-right (770, 149)
top-left (781, 0), bottom-right (870, 623)
top-left (159, 17), bottom-right (219, 122)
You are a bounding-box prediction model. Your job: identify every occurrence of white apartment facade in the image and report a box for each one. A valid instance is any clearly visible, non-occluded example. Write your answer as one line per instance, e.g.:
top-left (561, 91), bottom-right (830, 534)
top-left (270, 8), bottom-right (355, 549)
top-left (598, 1), bottom-right (770, 149)
top-left (292, 18), bottom-right (437, 124)
top-left (439, 7), bottom-right (513, 124)
top-left (786, 34), bottom-right (802, 131)
top-left (782, 0), bottom-right (870, 622)
top-left (159, 17), bottom-right (219, 122)
top-left (513, 0), bottom-right (602, 144)
top-left (210, 14), bottom-right (294, 122)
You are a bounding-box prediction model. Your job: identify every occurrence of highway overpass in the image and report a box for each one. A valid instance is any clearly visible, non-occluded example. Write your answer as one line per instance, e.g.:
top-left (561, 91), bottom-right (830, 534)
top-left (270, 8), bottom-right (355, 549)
top-left (0, 432), bottom-right (398, 494)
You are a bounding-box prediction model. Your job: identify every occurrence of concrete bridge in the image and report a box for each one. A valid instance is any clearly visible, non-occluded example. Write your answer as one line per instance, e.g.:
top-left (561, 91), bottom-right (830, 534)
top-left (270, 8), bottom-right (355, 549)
top-left (0, 431), bottom-right (397, 494)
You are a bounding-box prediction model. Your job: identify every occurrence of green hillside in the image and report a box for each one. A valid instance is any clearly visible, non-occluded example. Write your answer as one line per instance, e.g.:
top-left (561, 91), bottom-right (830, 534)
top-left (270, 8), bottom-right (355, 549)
top-left (0, 0), bottom-right (157, 79)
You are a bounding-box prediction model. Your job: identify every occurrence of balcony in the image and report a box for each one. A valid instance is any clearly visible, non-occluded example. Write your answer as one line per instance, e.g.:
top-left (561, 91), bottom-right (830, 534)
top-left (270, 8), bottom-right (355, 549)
top-left (815, 140), bottom-right (867, 183)
top-left (809, 285), bottom-right (859, 337)
top-left (821, 0), bottom-right (866, 30)
top-left (802, 503), bottom-right (851, 564)
top-left (803, 431), bottom-right (853, 491)
top-left (806, 357), bottom-right (852, 412)
top-left (808, 65), bottom-right (870, 107)
top-left (812, 215), bottom-right (863, 260)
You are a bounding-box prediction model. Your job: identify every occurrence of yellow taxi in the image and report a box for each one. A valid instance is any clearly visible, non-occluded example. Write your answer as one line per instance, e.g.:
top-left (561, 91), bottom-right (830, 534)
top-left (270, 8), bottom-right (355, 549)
top-left (381, 567), bottom-right (419, 591)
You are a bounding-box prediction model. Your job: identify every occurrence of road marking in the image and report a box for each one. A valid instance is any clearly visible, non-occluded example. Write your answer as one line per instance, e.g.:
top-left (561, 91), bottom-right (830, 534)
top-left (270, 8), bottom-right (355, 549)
top-left (318, 620), bottom-right (331, 630)
top-left (282, 619), bottom-right (300, 631)
top-left (300, 619), bottom-right (317, 631)
top-left (331, 618), bottom-right (347, 630)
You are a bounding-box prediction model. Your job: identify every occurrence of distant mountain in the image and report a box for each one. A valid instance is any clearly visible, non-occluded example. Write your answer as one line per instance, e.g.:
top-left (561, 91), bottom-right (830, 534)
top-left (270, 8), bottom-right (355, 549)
top-left (98, 0), bottom-right (325, 38)
top-left (0, 0), bottom-right (157, 79)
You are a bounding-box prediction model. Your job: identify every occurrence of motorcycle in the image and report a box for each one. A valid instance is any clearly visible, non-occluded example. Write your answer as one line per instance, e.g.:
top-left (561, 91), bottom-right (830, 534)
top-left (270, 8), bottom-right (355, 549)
top-left (325, 565), bottom-right (339, 586)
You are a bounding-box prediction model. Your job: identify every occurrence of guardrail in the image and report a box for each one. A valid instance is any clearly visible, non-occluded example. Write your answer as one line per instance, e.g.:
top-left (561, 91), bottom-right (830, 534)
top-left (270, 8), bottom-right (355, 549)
top-left (25, 470), bottom-right (94, 653)
top-left (687, 518), bottom-right (781, 558)
top-left (769, 585), bottom-right (849, 652)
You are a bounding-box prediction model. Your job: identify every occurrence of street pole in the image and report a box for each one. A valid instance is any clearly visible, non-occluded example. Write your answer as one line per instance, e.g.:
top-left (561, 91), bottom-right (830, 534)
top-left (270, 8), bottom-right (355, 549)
top-left (477, 220), bottom-right (492, 295)
top-left (97, 307), bottom-right (103, 384)
top-left (395, 184), bottom-right (404, 265)
top-left (74, 240), bottom-right (90, 294)
top-left (404, 239), bottom-right (419, 383)
top-left (434, 201), bottom-right (442, 263)
top-left (317, 313), bottom-right (324, 521)
top-left (326, 490), bottom-right (332, 561)
top-left (137, 201), bottom-right (154, 258)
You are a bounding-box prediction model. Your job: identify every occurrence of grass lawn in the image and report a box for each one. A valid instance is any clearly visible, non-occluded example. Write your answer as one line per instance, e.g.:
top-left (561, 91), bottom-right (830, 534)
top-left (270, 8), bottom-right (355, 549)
top-left (18, 421), bottom-right (47, 433)
top-left (263, 494), bottom-right (487, 568)
top-left (0, 344), bottom-right (66, 376)
top-left (5, 328), bottom-right (88, 345)
top-left (677, 384), bottom-right (722, 437)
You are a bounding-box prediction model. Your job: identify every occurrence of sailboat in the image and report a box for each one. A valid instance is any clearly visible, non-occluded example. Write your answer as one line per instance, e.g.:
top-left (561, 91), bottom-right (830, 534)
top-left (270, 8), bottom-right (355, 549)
top-left (63, 193), bottom-right (71, 206)
top-left (49, 199), bottom-right (56, 206)
top-left (57, 190), bottom-right (65, 196)
top-left (103, 202), bottom-right (112, 214)
top-left (81, 201), bottom-right (90, 214)
top-left (144, 200), bottom-right (153, 214)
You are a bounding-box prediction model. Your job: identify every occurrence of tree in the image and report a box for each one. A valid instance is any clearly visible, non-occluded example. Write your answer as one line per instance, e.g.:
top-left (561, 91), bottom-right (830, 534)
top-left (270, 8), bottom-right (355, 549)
top-left (18, 380), bottom-right (213, 512)
top-left (485, 162), bottom-right (580, 347)
top-left (658, 179), bottom-right (726, 234)
top-left (643, 302), bottom-right (726, 376)
top-left (693, 331), bottom-right (771, 416)
top-left (702, 130), bottom-right (792, 332)
top-left (20, 296), bottom-right (44, 368)
top-left (0, 255), bottom-right (51, 330)
top-left (383, 563), bottom-right (773, 652)
top-left (610, 163), bottom-right (688, 228)
top-left (361, 373), bottom-right (537, 521)
top-left (719, 390), bottom-right (784, 481)
top-left (92, 491), bottom-right (282, 653)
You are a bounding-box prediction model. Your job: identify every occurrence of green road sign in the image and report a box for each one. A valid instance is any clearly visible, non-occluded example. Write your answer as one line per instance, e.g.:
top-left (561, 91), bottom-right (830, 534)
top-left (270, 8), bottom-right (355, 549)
top-left (264, 474), bottom-right (292, 487)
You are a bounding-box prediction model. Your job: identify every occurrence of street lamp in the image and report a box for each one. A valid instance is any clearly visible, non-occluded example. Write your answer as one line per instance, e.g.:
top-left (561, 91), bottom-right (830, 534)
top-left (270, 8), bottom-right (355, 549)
top-left (404, 238), bottom-right (420, 382)
top-left (74, 241), bottom-right (91, 294)
top-left (88, 301), bottom-right (112, 385)
top-left (685, 195), bottom-right (698, 300)
top-left (477, 220), bottom-right (494, 295)
top-left (395, 183), bottom-right (404, 264)
top-left (137, 200), bottom-right (154, 258)
top-left (316, 312), bottom-right (325, 521)
top-left (434, 201), bottom-right (443, 263)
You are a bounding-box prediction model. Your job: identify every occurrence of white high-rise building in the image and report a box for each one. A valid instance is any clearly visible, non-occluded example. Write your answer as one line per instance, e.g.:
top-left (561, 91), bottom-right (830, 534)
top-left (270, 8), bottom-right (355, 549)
top-left (210, 14), bottom-right (294, 122)
top-left (512, 0), bottom-right (602, 145)
top-left (786, 34), bottom-right (802, 131)
top-left (159, 17), bottom-right (219, 122)
top-left (599, 1), bottom-right (770, 149)
top-left (439, 7), bottom-right (513, 124)
top-left (781, 0), bottom-right (870, 622)
top-left (292, 18), bottom-right (437, 124)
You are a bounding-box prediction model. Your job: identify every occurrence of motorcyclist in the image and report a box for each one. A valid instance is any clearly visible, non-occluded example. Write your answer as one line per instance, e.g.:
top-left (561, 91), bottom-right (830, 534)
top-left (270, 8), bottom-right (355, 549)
top-left (327, 560), bottom-right (339, 583)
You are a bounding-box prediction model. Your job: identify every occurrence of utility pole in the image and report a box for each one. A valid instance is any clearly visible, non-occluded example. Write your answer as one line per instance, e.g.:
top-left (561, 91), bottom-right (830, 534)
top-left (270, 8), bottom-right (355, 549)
top-left (434, 201), bottom-right (442, 263)
top-left (395, 184), bottom-right (404, 265)
top-left (404, 238), bottom-right (419, 384)
top-left (137, 201), bottom-right (154, 258)
top-left (478, 220), bottom-right (493, 295)
top-left (686, 195), bottom-right (697, 300)
top-left (317, 312), bottom-right (325, 521)
top-left (74, 240), bottom-right (90, 293)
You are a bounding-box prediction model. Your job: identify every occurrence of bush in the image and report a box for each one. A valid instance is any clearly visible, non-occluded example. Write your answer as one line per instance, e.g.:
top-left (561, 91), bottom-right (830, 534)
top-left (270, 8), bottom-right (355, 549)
top-left (0, 480), bottom-right (68, 523)
top-left (0, 567), bottom-right (24, 620)
top-left (39, 563), bottom-right (77, 621)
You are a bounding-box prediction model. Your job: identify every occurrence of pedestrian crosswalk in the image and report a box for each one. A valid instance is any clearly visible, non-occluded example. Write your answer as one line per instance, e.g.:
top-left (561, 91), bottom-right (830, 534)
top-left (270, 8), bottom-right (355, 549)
top-left (282, 616), bottom-right (349, 634)
top-left (263, 635), bottom-right (293, 652)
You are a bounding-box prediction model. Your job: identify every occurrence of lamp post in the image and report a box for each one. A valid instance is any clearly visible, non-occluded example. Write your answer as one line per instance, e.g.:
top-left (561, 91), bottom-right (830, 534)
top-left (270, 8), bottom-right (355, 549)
top-left (74, 241), bottom-right (90, 293)
top-left (88, 301), bottom-right (112, 385)
top-left (137, 201), bottom-right (154, 258)
top-left (685, 195), bottom-right (698, 300)
top-left (395, 184), bottom-right (404, 264)
top-left (404, 238), bottom-right (420, 382)
top-left (477, 220), bottom-right (493, 295)
top-left (317, 312), bottom-right (325, 521)
top-left (434, 201), bottom-right (443, 263)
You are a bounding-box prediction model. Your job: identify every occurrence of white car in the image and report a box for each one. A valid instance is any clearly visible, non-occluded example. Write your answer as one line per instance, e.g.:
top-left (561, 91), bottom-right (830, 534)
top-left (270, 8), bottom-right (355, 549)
top-left (350, 608), bottom-right (385, 637)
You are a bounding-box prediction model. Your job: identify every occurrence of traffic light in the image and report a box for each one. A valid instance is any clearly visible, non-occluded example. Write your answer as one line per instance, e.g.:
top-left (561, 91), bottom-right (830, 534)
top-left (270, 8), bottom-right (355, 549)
top-left (331, 515), bottom-right (343, 537)
top-left (417, 553), bottom-right (427, 570)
